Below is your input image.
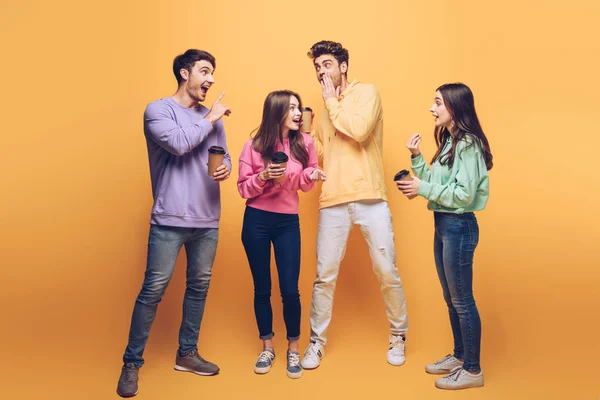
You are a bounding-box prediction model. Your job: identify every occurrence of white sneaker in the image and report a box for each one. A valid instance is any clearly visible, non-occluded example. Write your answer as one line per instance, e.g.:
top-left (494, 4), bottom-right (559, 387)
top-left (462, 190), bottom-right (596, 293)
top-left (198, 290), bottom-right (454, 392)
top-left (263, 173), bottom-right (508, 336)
top-left (387, 335), bottom-right (406, 366)
top-left (425, 354), bottom-right (463, 374)
top-left (301, 341), bottom-right (324, 369)
top-left (435, 368), bottom-right (484, 390)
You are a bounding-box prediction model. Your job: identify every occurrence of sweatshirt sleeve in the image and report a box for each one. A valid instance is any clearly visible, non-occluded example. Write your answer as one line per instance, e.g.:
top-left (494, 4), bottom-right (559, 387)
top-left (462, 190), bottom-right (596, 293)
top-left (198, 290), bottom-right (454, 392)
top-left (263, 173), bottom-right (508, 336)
top-left (324, 84), bottom-right (382, 143)
top-left (417, 144), bottom-right (482, 208)
top-left (310, 120), bottom-right (324, 158)
top-left (237, 141), bottom-right (267, 199)
top-left (144, 101), bottom-right (214, 156)
top-left (214, 120), bottom-right (232, 172)
top-left (299, 135), bottom-right (318, 192)
top-left (410, 153), bottom-right (432, 182)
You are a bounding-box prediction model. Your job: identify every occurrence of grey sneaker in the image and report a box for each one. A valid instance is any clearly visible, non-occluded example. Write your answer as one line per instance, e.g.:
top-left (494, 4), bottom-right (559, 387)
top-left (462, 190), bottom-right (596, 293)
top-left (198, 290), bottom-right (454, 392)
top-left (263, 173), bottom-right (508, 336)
top-left (254, 349), bottom-right (275, 374)
top-left (286, 350), bottom-right (303, 379)
top-left (174, 349), bottom-right (220, 376)
top-left (435, 368), bottom-right (484, 390)
top-left (116, 363), bottom-right (139, 398)
top-left (425, 354), bottom-right (464, 374)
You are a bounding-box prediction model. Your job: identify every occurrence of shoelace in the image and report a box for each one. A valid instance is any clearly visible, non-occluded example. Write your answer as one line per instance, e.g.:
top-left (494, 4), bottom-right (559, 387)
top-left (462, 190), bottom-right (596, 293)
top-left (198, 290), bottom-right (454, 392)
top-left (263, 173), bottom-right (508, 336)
top-left (187, 350), bottom-right (205, 362)
top-left (258, 351), bottom-right (274, 364)
top-left (444, 368), bottom-right (464, 381)
top-left (288, 352), bottom-right (300, 367)
top-left (389, 337), bottom-right (405, 354)
top-left (305, 343), bottom-right (321, 360)
top-left (435, 354), bottom-right (455, 366)
top-left (122, 366), bottom-right (137, 383)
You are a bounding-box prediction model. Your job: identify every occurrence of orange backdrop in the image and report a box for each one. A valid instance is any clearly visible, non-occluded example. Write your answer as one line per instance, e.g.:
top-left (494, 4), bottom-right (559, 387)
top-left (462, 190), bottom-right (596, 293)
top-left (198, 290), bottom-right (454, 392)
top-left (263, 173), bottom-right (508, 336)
top-left (1, 0), bottom-right (598, 399)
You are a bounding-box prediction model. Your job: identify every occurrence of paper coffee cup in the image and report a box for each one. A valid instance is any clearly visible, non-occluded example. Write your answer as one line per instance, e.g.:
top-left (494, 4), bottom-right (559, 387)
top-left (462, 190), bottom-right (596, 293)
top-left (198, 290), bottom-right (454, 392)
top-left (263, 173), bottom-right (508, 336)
top-left (394, 169), bottom-right (413, 182)
top-left (271, 151), bottom-right (289, 183)
top-left (208, 146), bottom-right (226, 177)
top-left (301, 107), bottom-right (312, 133)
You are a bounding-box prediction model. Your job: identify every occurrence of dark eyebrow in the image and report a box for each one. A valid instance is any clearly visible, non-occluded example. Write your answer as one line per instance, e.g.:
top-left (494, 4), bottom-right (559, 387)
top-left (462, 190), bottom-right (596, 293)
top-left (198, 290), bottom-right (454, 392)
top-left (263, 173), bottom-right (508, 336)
top-left (314, 59), bottom-right (334, 66)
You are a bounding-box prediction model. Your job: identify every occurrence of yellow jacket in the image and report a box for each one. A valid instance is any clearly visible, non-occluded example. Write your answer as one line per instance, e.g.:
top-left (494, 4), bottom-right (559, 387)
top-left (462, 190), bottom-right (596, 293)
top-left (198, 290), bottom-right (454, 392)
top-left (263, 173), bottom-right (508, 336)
top-left (313, 79), bottom-right (387, 209)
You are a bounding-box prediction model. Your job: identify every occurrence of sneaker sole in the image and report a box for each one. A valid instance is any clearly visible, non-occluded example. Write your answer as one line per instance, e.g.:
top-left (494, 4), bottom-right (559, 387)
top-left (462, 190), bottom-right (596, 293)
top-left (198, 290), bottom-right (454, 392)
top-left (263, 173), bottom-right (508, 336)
top-left (174, 365), bottom-right (219, 376)
top-left (287, 370), bottom-right (303, 379)
top-left (254, 360), bottom-right (274, 374)
top-left (116, 388), bottom-right (139, 398)
top-left (387, 358), bottom-right (406, 366)
top-left (435, 380), bottom-right (484, 390)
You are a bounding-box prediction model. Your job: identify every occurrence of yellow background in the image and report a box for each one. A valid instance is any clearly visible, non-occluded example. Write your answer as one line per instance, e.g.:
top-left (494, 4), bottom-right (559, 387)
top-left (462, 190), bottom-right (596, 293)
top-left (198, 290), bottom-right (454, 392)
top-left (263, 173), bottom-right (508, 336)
top-left (1, 0), bottom-right (598, 399)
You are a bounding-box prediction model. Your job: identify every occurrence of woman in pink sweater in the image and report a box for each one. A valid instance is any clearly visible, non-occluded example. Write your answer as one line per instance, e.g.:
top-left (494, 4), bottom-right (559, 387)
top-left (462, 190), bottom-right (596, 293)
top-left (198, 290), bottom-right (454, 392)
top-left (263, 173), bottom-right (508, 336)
top-left (238, 90), bottom-right (325, 379)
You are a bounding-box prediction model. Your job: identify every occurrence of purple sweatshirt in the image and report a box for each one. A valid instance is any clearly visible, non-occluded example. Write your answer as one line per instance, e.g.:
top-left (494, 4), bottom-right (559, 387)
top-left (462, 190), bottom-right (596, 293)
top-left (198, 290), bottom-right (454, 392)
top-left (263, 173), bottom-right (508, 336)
top-left (144, 97), bottom-right (231, 228)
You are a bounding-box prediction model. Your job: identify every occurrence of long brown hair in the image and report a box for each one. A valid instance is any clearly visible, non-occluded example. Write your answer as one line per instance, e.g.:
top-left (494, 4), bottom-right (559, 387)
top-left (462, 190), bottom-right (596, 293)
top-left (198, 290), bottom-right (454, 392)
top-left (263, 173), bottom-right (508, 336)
top-left (431, 83), bottom-right (493, 171)
top-left (252, 90), bottom-right (309, 168)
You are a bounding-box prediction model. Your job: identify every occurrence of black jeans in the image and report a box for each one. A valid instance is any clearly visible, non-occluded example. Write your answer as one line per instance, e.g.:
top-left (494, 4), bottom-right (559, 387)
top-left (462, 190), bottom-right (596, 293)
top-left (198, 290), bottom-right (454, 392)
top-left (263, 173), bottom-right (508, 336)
top-left (241, 206), bottom-right (301, 340)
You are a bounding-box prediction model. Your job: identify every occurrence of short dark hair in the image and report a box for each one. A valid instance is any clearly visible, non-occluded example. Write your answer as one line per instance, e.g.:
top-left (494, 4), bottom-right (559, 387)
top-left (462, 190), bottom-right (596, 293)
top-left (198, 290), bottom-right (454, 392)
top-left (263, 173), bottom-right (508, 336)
top-left (172, 49), bottom-right (216, 84)
top-left (307, 40), bottom-right (349, 72)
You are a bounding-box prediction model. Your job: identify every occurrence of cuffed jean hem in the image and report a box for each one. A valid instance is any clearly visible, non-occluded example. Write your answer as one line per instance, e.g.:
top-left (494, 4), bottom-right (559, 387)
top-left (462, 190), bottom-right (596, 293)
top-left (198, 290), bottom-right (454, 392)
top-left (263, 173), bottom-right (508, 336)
top-left (287, 335), bottom-right (300, 341)
top-left (260, 332), bottom-right (275, 340)
top-left (178, 346), bottom-right (199, 357)
top-left (123, 361), bottom-right (144, 368)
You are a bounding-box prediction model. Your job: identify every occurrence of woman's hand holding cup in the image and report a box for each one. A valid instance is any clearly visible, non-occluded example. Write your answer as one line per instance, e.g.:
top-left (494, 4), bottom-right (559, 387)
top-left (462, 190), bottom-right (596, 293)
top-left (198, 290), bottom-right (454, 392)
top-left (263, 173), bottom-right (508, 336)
top-left (259, 164), bottom-right (286, 181)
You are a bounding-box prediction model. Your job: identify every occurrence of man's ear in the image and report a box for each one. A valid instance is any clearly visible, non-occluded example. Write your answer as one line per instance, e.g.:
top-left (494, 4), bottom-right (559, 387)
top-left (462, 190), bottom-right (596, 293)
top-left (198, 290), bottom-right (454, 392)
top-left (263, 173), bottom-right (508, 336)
top-left (340, 61), bottom-right (348, 74)
top-left (179, 68), bottom-right (189, 82)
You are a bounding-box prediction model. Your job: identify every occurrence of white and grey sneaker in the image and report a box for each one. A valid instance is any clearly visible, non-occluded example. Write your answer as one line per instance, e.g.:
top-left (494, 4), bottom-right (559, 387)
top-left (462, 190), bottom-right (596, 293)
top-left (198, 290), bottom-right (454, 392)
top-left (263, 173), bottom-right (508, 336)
top-left (286, 351), bottom-right (303, 379)
top-left (254, 349), bottom-right (275, 374)
top-left (387, 335), bottom-right (406, 366)
top-left (301, 341), bottom-right (324, 370)
top-left (425, 354), bottom-right (464, 374)
top-left (435, 368), bottom-right (484, 390)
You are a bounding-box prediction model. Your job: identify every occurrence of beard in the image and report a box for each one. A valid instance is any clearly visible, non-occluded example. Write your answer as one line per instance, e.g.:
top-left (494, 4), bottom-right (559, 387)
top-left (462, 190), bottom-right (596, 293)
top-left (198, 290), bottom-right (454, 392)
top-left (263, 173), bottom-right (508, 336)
top-left (319, 72), bottom-right (343, 88)
top-left (187, 85), bottom-right (205, 103)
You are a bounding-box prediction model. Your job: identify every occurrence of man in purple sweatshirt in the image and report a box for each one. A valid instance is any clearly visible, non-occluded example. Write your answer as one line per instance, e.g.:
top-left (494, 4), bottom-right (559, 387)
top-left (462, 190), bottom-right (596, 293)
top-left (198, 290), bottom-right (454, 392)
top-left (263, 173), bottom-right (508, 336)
top-left (117, 49), bottom-right (232, 398)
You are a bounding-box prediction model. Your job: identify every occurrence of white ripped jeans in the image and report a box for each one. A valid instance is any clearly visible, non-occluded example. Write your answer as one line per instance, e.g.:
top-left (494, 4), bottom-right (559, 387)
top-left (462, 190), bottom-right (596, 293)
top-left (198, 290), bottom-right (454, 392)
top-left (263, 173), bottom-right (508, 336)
top-left (308, 200), bottom-right (409, 345)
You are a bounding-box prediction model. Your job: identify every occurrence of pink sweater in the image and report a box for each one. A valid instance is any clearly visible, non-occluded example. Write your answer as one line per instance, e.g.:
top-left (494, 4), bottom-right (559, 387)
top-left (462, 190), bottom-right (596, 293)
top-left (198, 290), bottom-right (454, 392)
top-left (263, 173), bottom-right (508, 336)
top-left (237, 133), bottom-right (318, 214)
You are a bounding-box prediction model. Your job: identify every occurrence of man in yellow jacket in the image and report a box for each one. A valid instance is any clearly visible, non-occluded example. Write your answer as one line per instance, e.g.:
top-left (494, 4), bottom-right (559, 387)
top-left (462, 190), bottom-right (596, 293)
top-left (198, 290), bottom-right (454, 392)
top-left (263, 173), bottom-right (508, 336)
top-left (301, 41), bottom-right (409, 370)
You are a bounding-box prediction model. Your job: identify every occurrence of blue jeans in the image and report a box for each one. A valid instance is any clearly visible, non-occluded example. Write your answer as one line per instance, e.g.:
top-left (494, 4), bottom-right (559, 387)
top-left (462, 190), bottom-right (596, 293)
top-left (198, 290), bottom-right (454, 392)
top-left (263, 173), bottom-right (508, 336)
top-left (433, 212), bottom-right (481, 372)
top-left (123, 224), bottom-right (218, 367)
top-left (241, 206), bottom-right (301, 341)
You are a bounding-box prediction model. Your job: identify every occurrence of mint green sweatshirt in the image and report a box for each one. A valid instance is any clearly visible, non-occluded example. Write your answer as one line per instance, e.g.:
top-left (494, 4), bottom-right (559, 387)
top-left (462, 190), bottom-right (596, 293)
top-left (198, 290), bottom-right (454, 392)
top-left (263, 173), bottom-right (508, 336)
top-left (410, 135), bottom-right (489, 214)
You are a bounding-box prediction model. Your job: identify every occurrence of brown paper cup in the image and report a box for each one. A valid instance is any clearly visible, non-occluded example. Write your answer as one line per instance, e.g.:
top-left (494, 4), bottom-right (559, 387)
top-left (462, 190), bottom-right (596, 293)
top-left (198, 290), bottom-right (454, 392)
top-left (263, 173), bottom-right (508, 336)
top-left (301, 107), bottom-right (312, 132)
top-left (274, 161), bottom-right (287, 183)
top-left (394, 169), bottom-right (413, 182)
top-left (271, 151), bottom-right (289, 183)
top-left (208, 146), bottom-right (226, 177)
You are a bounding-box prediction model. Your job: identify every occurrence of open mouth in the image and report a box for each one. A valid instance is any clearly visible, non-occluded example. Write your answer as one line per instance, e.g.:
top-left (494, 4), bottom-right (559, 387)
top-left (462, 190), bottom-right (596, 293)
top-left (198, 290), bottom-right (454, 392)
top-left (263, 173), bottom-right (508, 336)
top-left (201, 85), bottom-right (210, 95)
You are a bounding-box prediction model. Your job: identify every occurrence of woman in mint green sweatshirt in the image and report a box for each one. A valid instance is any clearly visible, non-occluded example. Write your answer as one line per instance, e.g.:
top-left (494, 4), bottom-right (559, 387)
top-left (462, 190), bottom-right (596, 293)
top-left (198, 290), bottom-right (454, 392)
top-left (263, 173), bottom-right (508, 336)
top-left (397, 83), bottom-right (493, 391)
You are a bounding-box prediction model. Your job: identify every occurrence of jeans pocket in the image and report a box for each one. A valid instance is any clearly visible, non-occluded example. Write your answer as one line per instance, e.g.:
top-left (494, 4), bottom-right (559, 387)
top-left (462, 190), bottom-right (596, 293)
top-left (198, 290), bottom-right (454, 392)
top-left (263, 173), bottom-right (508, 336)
top-left (462, 220), bottom-right (479, 251)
